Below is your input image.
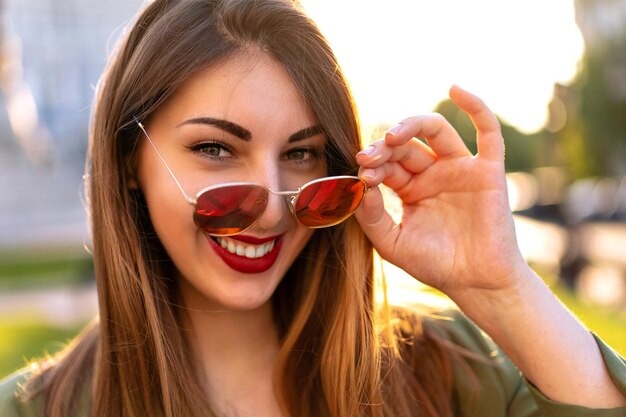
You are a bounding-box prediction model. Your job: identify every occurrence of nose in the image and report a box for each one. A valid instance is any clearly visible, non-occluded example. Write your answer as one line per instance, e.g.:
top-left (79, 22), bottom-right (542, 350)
top-left (252, 171), bottom-right (294, 232)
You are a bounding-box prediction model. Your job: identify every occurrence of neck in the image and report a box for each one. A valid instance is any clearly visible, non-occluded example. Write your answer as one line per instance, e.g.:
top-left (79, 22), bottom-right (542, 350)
top-left (177, 282), bottom-right (281, 412)
top-left (182, 302), bottom-right (280, 368)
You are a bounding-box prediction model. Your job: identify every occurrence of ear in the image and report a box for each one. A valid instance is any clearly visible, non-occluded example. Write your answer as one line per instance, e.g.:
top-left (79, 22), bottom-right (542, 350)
top-left (127, 172), bottom-right (139, 190)
top-left (125, 155), bottom-right (140, 190)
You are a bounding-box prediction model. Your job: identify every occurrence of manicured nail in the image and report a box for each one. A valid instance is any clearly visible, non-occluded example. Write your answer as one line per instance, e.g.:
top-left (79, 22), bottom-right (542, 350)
top-left (358, 145), bottom-right (376, 156)
top-left (386, 123), bottom-right (404, 135)
top-left (361, 169), bottom-right (376, 180)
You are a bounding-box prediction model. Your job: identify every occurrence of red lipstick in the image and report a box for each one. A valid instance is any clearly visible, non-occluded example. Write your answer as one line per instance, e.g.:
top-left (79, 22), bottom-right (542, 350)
top-left (228, 234), bottom-right (280, 245)
top-left (206, 235), bottom-right (283, 274)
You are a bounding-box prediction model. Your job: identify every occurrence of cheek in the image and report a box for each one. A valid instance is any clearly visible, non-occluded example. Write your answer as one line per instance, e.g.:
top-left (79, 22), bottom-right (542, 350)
top-left (136, 153), bottom-right (197, 251)
top-left (290, 227), bottom-right (315, 259)
top-left (141, 187), bottom-right (205, 282)
top-left (146, 181), bottom-right (194, 231)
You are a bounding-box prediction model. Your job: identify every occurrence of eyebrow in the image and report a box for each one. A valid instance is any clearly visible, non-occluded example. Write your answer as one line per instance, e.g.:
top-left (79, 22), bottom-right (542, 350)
top-left (288, 125), bottom-right (325, 143)
top-left (178, 117), bottom-right (252, 141)
top-left (178, 117), bottom-right (325, 143)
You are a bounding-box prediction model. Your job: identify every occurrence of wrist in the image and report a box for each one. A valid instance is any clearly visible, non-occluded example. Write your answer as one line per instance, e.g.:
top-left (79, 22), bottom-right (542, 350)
top-left (448, 262), bottom-right (539, 329)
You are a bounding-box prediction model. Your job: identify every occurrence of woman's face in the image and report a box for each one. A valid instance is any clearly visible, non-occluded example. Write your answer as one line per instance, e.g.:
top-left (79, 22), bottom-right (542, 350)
top-left (136, 53), bottom-right (326, 311)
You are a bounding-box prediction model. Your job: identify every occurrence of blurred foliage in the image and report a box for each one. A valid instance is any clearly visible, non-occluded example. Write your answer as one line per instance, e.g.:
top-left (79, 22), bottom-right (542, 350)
top-left (432, 40), bottom-right (626, 180)
top-left (433, 99), bottom-right (553, 172)
top-left (0, 253), bottom-right (93, 290)
top-left (554, 44), bottom-right (626, 179)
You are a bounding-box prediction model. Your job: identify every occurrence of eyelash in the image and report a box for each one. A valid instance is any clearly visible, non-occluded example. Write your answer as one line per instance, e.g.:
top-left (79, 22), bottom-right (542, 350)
top-left (187, 141), bottom-right (233, 163)
top-left (284, 147), bottom-right (322, 165)
top-left (186, 141), bottom-right (323, 166)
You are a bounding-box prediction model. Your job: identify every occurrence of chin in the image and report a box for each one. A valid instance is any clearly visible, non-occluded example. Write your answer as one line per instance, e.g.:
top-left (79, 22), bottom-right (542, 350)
top-left (191, 266), bottom-right (284, 312)
top-left (222, 297), bottom-right (272, 312)
top-left (209, 283), bottom-right (279, 312)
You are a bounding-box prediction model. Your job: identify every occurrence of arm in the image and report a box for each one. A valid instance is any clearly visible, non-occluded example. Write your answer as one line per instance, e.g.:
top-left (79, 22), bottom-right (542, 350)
top-left (453, 264), bottom-right (623, 408)
top-left (354, 85), bottom-right (626, 408)
top-left (428, 311), bottom-right (626, 417)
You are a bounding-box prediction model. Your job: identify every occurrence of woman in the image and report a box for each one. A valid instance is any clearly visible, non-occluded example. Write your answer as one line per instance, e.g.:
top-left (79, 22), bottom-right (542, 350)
top-left (1, 0), bottom-right (625, 416)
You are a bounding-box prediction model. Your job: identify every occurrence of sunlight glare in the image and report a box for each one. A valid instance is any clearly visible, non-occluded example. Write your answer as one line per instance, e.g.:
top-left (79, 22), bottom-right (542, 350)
top-left (301, 0), bottom-right (584, 133)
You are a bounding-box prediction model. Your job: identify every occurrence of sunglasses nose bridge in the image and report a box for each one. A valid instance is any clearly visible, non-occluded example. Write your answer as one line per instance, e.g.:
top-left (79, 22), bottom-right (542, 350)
top-left (245, 187), bottom-right (298, 231)
top-left (268, 188), bottom-right (300, 214)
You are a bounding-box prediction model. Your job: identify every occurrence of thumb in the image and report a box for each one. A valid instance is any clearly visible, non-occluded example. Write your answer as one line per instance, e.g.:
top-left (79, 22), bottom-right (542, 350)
top-left (354, 185), bottom-right (399, 257)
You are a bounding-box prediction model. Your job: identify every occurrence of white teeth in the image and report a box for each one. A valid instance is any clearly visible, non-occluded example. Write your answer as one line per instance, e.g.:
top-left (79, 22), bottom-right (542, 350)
top-left (215, 237), bottom-right (276, 259)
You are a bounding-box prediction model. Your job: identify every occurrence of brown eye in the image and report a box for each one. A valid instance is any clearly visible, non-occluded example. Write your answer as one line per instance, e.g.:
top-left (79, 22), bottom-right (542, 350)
top-left (288, 149), bottom-right (307, 160)
top-left (189, 141), bottom-right (233, 161)
top-left (285, 147), bottom-right (320, 164)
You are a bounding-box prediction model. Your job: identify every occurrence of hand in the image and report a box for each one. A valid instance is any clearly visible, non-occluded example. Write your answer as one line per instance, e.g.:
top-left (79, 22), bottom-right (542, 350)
top-left (356, 86), bottom-right (626, 407)
top-left (355, 85), bottom-right (528, 299)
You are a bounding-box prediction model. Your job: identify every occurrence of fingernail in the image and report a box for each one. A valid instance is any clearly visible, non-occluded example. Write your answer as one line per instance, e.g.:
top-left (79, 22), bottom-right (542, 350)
top-left (357, 145), bottom-right (376, 156)
top-left (357, 146), bottom-right (382, 162)
top-left (386, 123), bottom-right (404, 135)
top-left (361, 169), bottom-right (376, 180)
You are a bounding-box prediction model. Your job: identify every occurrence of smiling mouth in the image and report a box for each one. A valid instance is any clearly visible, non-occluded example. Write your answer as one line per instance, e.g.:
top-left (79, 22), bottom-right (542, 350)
top-left (206, 234), bottom-right (283, 274)
top-left (211, 236), bottom-right (276, 259)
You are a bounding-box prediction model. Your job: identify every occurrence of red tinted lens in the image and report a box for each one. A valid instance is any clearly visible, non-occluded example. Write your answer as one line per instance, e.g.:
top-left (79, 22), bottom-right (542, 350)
top-left (294, 178), bottom-right (366, 227)
top-left (194, 184), bottom-right (268, 235)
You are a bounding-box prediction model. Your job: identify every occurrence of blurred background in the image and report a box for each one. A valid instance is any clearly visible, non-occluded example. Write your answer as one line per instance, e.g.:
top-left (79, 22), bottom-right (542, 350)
top-left (1, 0), bottom-right (625, 379)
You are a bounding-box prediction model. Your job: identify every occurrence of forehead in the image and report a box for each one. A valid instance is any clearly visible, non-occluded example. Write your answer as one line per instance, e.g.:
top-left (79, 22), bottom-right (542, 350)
top-left (155, 52), bottom-right (317, 130)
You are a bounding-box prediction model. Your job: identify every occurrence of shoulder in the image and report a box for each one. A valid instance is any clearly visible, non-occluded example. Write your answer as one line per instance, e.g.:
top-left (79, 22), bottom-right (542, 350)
top-left (419, 308), bottom-right (523, 384)
top-left (390, 304), bottom-right (496, 354)
top-left (0, 369), bottom-right (43, 417)
top-left (420, 308), bottom-right (501, 355)
top-left (388, 305), bottom-right (512, 380)
top-left (396, 307), bottom-right (533, 416)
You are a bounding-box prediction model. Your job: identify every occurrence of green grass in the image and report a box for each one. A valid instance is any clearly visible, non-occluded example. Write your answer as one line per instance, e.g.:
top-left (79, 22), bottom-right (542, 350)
top-left (0, 251), bottom-right (94, 379)
top-left (1, 279), bottom-right (624, 381)
top-left (0, 321), bottom-right (84, 379)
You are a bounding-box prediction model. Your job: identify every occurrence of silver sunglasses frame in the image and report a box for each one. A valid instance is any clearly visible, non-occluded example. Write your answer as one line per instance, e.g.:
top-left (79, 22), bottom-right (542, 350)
top-left (135, 119), bottom-right (368, 233)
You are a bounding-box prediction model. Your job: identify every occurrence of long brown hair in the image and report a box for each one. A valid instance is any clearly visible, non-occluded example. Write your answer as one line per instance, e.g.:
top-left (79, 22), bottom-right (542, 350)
top-left (23, 1), bottom-right (456, 416)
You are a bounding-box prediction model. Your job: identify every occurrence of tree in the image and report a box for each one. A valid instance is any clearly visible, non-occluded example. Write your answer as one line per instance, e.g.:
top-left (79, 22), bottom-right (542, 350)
top-left (433, 99), bottom-right (551, 173)
top-left (553, 42), bottom-right (626, 179)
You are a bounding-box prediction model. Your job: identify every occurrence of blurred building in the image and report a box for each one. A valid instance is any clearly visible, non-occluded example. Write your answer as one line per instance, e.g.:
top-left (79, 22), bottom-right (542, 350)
top-left (4, 0), bottom-right (143, 165)
top-left (0, 0), bottom-right (142, 249)
top-left (575, 0), bottom-right (626, 101)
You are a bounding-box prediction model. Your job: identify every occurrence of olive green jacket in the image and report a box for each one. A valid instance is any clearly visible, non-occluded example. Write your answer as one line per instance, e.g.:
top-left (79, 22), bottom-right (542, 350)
top-left (1, 313), bottom-right (625, 416)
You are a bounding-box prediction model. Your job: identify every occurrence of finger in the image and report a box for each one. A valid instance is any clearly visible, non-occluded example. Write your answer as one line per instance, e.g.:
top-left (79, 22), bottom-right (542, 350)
top-left (449, 84), bottom-right (504, 162)
top-left (357, 137), bottom-right (437, 174)
top-left (358, 164), bottom-right (386, 187)
top-left (356, 139), bottom-right (393, 167)
top-left (353, 185), bottom-right (399, 258)
top-left (379, 161), bottom-right (412, 191)
top-left (359, 162), bottom-right (414, 194)
top-left (384, 113), bottom-right (472, 159)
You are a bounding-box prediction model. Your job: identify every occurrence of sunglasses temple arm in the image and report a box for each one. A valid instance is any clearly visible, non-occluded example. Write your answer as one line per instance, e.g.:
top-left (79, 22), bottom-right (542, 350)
top-left (135, 119), bottom-right (196, 205)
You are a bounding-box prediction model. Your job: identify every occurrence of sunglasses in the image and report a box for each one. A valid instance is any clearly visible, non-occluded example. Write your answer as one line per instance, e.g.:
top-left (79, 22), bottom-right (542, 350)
top-left (135, 120), bottom-right (369, 236)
